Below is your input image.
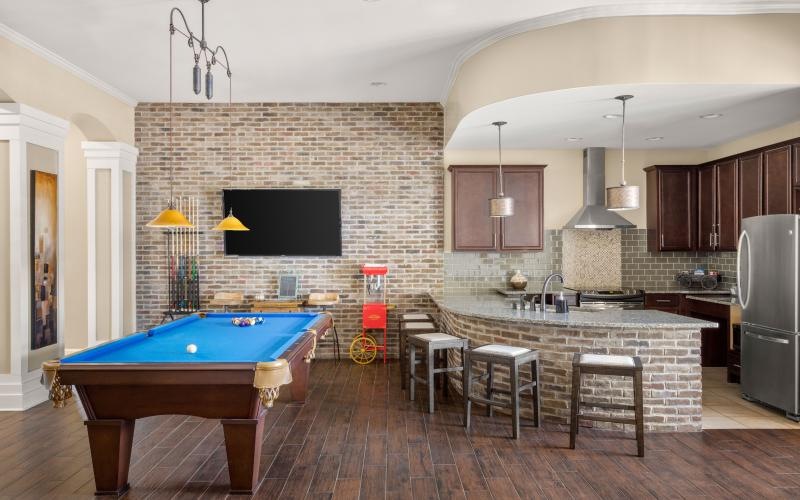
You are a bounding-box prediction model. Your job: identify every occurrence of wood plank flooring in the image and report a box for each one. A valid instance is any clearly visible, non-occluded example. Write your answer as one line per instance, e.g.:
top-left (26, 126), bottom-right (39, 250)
top-left (3, 360), bottom-right (800, 499)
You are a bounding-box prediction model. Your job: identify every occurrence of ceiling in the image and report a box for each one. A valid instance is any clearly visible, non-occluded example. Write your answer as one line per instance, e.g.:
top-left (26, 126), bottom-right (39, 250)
top-left (1, 0), bottom-right (798, 103)
top-left (447, 84), bottom-right (800, 150)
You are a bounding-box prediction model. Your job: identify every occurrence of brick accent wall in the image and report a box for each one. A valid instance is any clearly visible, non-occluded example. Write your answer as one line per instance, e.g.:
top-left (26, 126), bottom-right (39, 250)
top-left (440, 308), bottom-right (703, 432)
top-left (135, 103), bottom-right (444, 358)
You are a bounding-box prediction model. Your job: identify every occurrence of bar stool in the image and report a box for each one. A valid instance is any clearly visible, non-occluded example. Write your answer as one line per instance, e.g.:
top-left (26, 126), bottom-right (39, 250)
top-left (464, 344), bottom-right (541, 439)
top-left (408, 333), bottom-right (468, 413)
top-left (307, 293), bottom-right (341, 361)
top-left (399, 320), bottom-right (438, 389)
top-left (569, 353), bottom-right (644, 457)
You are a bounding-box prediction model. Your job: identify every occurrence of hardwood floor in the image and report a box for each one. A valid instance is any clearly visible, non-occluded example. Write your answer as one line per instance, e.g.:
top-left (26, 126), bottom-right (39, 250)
top-left (3, 360), bottom-right (800, 499)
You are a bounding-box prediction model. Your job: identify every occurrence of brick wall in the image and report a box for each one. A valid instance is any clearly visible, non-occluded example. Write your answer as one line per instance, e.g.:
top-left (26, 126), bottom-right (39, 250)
top-left (135, 103), bottom-right (444, 358)
top-left (440, 307), bottom-right (703, 432)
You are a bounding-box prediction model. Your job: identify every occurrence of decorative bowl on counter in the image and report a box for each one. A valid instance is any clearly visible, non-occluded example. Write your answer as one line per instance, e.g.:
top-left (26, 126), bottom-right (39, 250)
top-left (509, 270), bottom-right (528, 290)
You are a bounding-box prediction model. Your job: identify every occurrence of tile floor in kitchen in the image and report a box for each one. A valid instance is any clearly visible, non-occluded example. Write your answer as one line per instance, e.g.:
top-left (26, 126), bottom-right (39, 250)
top-left (702, 367), bottom-right (800, 429)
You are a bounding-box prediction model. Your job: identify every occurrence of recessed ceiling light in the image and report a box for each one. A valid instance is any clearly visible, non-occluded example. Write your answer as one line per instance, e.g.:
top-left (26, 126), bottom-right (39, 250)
top-left (566, 137), bottom-right (583, 142)
top-left (603, 114), bottom-right (622, 119)
top-left (363, 0), bottom-right (382, 3)
top-left (645, 136), bottom-right (664, 141)
top-left (700, 113), bottom-right (723, 119)
top-left (370, 81), bottom-right (387, 87)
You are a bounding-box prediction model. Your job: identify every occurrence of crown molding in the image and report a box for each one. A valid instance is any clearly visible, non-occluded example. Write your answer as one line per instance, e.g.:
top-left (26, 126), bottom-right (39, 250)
top-left (439, 2), bottom-right (800, 104)
top-left (0, 21), bottom-right (138, 107)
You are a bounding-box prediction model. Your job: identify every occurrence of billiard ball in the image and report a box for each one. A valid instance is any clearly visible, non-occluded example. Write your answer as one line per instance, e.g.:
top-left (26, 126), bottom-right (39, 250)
top-left (186, 343), bottom-right (198, 354)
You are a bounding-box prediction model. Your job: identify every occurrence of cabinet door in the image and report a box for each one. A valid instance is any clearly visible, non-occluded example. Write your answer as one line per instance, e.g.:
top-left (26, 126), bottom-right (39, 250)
top-left (656, 167), bottom-right (695, 251)
top-left (499, 167), bottom-right (544, 250)
top-left (793, 143), bottom-right (800, 187)
top-left (451, 167), bottom-right (497, 251)
top-left (738, 153), bottom-right (763, 224)
top-left (763, 145), bottom-right (792, 215)
top-left (697, 165), bottom-right (716, 251)
top-left (715, 160), bottom-right (738, 251)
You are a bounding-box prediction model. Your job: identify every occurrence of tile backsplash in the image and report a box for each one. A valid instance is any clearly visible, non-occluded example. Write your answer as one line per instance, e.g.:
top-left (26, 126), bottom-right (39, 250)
top-left (444, 228), bottom-right (736, 293)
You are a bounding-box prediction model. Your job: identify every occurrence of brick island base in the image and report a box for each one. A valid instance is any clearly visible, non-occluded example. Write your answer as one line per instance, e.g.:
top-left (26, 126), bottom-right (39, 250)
top-left (438, 308), bottom-right (703, 432)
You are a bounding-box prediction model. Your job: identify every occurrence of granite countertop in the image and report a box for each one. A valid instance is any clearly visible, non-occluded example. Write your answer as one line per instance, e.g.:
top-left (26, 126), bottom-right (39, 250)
top-left (685, 295), bottom-right (740, 307)
top-left (431, 294), bottom-right (717, 329)
top-left (644, 287), bottom-right (733, 295)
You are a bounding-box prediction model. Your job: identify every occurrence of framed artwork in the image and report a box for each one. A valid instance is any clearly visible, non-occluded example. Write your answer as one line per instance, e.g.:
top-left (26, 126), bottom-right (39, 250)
top-left (31, 171), bottom-right (58, 351)
top-left (278, 275), bottom-right (299, 300)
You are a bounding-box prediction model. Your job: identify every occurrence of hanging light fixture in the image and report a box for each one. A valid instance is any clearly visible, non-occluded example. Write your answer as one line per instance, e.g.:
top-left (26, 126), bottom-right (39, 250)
top-left (213, 75), bottom-right (249, 231)
top-left (169, 0), bottom-right (228, 100)
top-left (606, 95), bottom-right (640, 211)
top-left (489, 121), bottom-right (514, 218)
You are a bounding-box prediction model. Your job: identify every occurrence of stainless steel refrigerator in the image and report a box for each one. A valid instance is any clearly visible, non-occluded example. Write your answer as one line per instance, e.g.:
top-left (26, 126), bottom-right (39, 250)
top-left (738, 214), bottom-right (800, 421)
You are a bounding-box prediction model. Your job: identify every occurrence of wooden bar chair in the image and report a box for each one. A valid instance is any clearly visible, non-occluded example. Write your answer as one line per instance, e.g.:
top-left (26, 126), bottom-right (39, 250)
top-left (464, 344), bottom-right (541, 439)
top-left (399, 320), bottom-right (438, 390)
top-left (408, 333), bottom-right (468, 413)
top-left (569, 353), bottom-right (644, 457)
top-left (307, 293), bottom-right (341, 361)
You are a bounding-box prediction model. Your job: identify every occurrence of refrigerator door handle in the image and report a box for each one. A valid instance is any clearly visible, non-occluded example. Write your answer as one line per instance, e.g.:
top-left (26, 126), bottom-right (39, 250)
top-left (744, 331), bottom-right (790, 344)
top-left (737, 230), bottom-right (752, 310)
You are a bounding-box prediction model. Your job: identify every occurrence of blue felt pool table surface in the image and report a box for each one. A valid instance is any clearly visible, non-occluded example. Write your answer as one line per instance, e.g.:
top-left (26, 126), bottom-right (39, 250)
top-left (61, 313), bottom-right (323, 364)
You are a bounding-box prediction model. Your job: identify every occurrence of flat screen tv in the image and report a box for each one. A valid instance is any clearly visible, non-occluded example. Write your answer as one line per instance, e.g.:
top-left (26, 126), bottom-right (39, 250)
top-left (222, 189), bottom-right (342, 257)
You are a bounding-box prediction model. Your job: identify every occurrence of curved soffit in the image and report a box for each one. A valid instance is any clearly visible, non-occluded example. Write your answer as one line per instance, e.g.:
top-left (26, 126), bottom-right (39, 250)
top-left (444, 11), bottom-right (800, 144)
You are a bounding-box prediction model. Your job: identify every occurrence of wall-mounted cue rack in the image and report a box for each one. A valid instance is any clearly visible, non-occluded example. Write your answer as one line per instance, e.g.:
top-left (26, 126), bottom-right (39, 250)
top-left (165, 196), bottom-right (200, 315)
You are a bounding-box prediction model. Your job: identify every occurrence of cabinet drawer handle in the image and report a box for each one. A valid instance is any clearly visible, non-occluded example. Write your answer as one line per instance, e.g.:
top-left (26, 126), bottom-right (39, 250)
top-left (745, 331), bottom-right (790, 344)
top-left (660, 234), bottom-right (664, 248)
top-left (493, 233), bottom-right (497, 248)
top-left (655, 299), bottom-right (672, 303)
top-left (709, 232), bottom-right (713, 247)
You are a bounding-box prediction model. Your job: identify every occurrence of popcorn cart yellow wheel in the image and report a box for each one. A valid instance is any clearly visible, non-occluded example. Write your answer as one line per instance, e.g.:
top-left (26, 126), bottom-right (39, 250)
top-left (349, 334), bottom-right (378, 365)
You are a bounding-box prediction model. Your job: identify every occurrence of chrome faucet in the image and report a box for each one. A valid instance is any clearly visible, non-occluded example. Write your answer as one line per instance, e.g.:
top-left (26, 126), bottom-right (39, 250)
top-left (541, 273), bottom-right (564, 312)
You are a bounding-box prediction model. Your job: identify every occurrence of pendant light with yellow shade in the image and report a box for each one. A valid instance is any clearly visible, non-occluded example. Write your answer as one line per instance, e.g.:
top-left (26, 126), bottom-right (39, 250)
top-left (212, 70), bottom-right (249, 232)
top-left (147, 24), bottom-right (193, 228)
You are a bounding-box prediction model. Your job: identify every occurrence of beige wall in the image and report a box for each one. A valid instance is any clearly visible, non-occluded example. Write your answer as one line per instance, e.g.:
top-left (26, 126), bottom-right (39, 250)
top-left (446, 14), bottom-right (800, 143)
top-left (705, 120), bottom-right (800, 160)
top-left (1, 34), bottom-right (135, 351)
top-left (0, 140), bottom-right (9, 373)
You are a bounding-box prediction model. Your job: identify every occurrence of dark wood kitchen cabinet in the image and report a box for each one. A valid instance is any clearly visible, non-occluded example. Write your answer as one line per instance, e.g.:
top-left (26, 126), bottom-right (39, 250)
top-left (450, 165), bottom-right (546, 252)
top-left (738, 152), bottom-right (763, 223)
top-left (697, 160), bottom-right (738, 252)
top-left (645, 165), bottom-right (696, 252)
top-left (763, 145), bottom-right (792, 215)
top-left (697, 165), bottom-right (716, 252)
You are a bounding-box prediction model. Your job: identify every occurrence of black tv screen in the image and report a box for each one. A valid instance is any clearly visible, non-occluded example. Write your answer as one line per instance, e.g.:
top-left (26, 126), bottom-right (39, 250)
top-left (222, 189), bottom-right (342, 257)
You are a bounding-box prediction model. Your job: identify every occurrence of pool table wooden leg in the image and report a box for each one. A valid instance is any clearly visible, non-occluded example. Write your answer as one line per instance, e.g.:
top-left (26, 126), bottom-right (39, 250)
top-left (221, 411), bottom-right (266, 494)
top-left (289, 358), bottom-right (310, 403)
top-left (85, 419), bottom-right (135, 496)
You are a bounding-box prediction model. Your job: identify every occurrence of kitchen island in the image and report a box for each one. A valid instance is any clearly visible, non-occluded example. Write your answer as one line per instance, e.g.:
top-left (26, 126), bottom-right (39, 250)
top-left (433, 294), bottom-right (715, 432)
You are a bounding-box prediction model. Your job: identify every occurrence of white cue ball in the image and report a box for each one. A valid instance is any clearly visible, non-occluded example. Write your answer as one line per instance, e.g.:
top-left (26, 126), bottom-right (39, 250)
top-left (186, 343), bottom-right (198, 354)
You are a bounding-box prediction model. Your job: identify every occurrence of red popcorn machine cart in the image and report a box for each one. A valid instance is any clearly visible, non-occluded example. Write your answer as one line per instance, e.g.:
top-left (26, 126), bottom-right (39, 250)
top-left (349, 264), bottom-right (388, 364)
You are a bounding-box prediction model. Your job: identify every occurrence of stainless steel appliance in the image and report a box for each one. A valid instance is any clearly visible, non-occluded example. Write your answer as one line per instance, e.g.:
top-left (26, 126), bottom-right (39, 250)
top-left (572, 288), bottom-right (644, 311)
top-left (738, 214), bottom-right (800, 421)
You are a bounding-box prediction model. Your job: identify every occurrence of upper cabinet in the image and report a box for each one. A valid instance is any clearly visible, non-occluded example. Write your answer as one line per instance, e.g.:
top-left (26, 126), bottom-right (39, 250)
top-left (645, 166), bottom-right (696, 252)
top-left (763, 145), bottom-right (792, 215)
top-left (450, 165), bottom-right (546, 252)
top-left (645, 138), bottom-right (800, 253)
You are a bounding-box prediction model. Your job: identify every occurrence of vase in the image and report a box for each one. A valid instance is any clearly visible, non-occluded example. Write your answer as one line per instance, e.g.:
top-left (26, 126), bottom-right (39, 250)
top-left (509, 270), bottom-right (528, 290)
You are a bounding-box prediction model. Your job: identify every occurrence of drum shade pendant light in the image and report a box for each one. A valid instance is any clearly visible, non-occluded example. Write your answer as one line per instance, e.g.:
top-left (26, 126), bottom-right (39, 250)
top-left (606, 95), bottom-right (640, 211)
top-left (489, 121), bottom-right (514, 217)
top-left (212, 71), bottom-right (249, 231)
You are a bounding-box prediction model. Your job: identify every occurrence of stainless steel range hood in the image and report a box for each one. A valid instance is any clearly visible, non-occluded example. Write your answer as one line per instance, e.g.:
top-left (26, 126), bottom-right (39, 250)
top-left (563, 148), bottom-right (635, 230)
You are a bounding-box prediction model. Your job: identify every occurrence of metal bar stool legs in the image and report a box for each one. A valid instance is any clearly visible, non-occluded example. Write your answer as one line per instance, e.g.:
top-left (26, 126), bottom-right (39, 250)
top-left (569, 353), bottom-right (644, 457)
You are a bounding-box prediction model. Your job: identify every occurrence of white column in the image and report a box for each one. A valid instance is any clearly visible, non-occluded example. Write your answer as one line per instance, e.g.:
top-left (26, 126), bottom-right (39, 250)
top-left (83, 142), bottom-right (138, 347)
top-left (0, 104), bottom-right (68, 410)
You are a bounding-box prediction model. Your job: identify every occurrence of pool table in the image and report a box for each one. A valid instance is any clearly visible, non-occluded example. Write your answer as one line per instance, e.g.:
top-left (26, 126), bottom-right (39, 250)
top-left (44, 312), bottom-right (332, 495)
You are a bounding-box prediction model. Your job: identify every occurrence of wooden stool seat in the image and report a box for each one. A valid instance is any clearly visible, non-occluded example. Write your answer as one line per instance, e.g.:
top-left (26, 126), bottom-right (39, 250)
top-left (569, 352), bottom-right (644, 457)
top-left (408, 333), bottom-right (468, 414)
top-left (399, 320), bottom-right (439, 390)
top-left (464, 344), bottom-right (541, 439)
